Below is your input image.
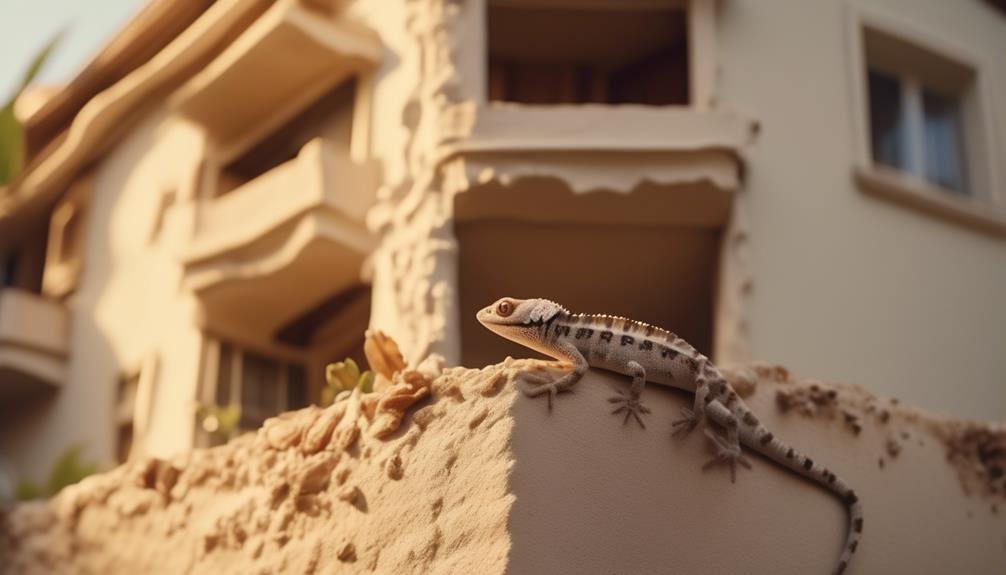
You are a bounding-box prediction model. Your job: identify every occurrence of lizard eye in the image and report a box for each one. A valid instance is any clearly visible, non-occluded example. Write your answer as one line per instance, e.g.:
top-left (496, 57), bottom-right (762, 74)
top-left (496, 301), bottom-right (513, 317)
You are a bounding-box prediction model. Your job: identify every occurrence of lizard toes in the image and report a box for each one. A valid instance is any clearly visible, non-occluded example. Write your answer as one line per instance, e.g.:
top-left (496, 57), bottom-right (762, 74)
top-left (632, 410), bottom-right (646, 428)
top-left (701, 443), bottom-right (751, 483)
top-left (516, 373), bottom-right (556, 399)
top-left (608, 395), bottom-right (649, 429)
top-left (671, 409), bottom-right (699, 438)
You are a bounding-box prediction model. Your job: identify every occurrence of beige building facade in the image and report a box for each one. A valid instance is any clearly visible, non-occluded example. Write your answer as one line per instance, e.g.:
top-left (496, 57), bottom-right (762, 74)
top-left (0, 0), bottom-right (1003, 485)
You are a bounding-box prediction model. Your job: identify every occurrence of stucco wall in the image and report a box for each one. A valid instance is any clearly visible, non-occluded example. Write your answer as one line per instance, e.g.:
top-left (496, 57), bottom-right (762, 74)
top-left (719, 0), bottom-right (1006, 420)
top-left (4, 0), bottom-right (1003, 486)
top-left (0, 108), bottom-right (207, 482)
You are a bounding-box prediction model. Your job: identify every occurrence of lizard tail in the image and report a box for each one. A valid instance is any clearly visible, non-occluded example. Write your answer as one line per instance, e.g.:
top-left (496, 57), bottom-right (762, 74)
top-left (740, 424), bottom-right (864, 575)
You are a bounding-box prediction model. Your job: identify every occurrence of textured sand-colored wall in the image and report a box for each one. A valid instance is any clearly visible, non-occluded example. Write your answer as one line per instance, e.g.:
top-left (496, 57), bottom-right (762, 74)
top-left (2, 360), bottom-right (1003, 573)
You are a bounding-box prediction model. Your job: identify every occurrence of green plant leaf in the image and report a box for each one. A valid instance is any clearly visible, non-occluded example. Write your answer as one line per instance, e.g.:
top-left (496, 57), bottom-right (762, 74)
top-left (358, 370), bottom-right (375, 393)
top-left (0, 30), bottom-right (62, 186)
top-left (216, 404), bottom-right (241, 433)
top-left (326, 359), bottom-right (360, 392)
top-left (196, 402), bottom-right (242, 439)
top-left (344, 358), bottom-right (361, 380)
top-left (44, 444), bottom-right (98, 496)
top-left (14, 479), bottom-right (42, 501)
top-left (0, 103), bottom-right (23, 185)
top-left (15, 30), bottom-right (64, 96)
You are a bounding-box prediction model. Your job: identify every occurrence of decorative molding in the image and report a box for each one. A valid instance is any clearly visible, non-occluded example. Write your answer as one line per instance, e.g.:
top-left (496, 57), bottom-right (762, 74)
top-left (855, 165), bottom-right (1006, 239)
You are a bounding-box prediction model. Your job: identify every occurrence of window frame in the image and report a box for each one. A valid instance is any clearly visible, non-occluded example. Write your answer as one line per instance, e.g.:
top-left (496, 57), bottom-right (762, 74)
top-left (43, 171), bottom-right (92, 298)
top-left (847, 5), bottom-right (1006, 236)
top-left (199, 73), bottom-right (372, 200)
top-left (485, 0), bottom-right (691, 107)
top-left (474, 0), bottom-right (718, 110)
top-left (115, 370), bottom-right (140, 464)
top-left (201, 337), bottom-right (309, 437)
top-left (115, 353), bottom-right (158, 463)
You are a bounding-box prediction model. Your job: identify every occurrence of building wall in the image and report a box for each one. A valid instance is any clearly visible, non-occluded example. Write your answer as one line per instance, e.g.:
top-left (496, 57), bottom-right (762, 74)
top-left (357, 0), bottom-right (1006, 421)
top-left (0, 108), bottom-right (207, 481)
top-left (719, 0), bottom-right (1006, 420)
top-left (351, 0), bottom-right (465, 364)
top-left (5, 0), bottom-right (1003, 485)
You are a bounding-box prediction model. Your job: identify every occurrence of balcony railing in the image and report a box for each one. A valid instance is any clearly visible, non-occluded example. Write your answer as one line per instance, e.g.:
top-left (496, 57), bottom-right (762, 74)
top-left (173, 0), bottom-right (382, 164)
top-left (435, 103), bottom-right (758, 228)
top-left (0, 287), bottom-right (68, 397)
top-left (439, 104), bottom-right (754, 161)
top-left (182, 139), bottom-right (379, 337)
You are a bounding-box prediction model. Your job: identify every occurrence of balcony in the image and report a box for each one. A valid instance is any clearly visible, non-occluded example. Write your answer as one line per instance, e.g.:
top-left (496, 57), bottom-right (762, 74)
top-left (436, 103), bottom-right (757, 227)
top-left (0, 288), bottom-right (68, 398)
top-left (182, 139), bottom-right (379, 337)
top-left (173, 0), bottom-right (382, 163)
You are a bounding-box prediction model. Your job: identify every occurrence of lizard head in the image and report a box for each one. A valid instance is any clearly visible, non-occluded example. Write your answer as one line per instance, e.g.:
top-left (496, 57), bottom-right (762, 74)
top-left (476, 297), bottom-right (567, 344)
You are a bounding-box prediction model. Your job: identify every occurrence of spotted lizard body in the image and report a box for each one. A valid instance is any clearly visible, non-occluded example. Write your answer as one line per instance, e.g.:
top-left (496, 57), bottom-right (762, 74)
top-left (477, 297), bottom-right (863, 575)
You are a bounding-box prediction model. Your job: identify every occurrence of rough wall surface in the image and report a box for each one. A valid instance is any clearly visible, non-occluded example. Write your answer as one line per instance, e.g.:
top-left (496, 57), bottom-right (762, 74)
top-left (2, 360), bottom-right (1004, 574)
top-left (0, 357), bottom-right (517, 574)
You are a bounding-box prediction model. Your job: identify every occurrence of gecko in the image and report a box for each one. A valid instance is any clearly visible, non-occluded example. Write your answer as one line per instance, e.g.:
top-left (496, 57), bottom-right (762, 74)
top-left (477, 297), bottom-right (863, 575)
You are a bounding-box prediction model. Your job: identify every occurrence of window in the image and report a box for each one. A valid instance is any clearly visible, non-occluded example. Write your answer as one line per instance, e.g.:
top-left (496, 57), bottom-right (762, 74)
top-left (867, 69), bottom-right (904, 172)
top-left (487, 1), bottom-right (689, 105)
top-left (852, 17), bottom-right (1005, 234)
top-left (860, 24), bottom-right (983, 198)
top-left (43, 172), bottom-right (91, 297)
top-left (921, 89), bottom-right (968, 193)
top-left (866, 68), bottom-right (969, 195)
top-left (0, 224), bottom-right (47, 293)
top-left (212, 340), bottom-right (309, 433)
top-left (116, 371), bottom-right (140, 463)
top-left (216, 78), bottom-right (357, 195)
top-left (1, 252), bottom-right (18, 288)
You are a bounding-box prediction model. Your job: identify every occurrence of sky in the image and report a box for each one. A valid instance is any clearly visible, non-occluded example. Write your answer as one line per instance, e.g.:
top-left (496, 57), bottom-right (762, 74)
top-left (0, 0), bottom-right (146, 102)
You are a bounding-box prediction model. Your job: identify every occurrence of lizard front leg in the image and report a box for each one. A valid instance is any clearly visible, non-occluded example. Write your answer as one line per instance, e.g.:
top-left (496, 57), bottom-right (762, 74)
top-left (608, 360), bottom-right (651, 428)
top-left (516, 341), bottom-right (587, 410)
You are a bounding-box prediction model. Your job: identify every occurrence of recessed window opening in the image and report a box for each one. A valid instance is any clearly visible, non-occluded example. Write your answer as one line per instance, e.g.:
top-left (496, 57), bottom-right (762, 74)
top-left (1, 252), bottom-right (19, 288)
top-left (217, 78), bottom-right (357, 195)
top-left (213, 340), bottom-right (309, 434)
top-left (488, 1), bottom-right (689, 105)
top-left (1, 223), bottom-right (47, 293)
top-left (274, 285), bottom-right (371, 381)
top-left (116, 371), bottom-right (140, 463)
top-left (864, 27), bottom-right (977, 196)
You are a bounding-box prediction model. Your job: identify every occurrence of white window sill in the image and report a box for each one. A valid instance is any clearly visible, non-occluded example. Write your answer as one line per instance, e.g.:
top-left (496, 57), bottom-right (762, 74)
top-left (854, 164), bottom-right (1006, 239)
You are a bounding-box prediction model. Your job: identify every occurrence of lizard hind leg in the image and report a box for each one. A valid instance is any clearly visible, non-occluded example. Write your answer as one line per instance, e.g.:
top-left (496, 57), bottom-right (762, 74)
top-left (671, 379), bottom-right (711, 438)
top-left (608, 360), bottom-right (651, 428)
top-left (700, 400), bottom-right (752, 483)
